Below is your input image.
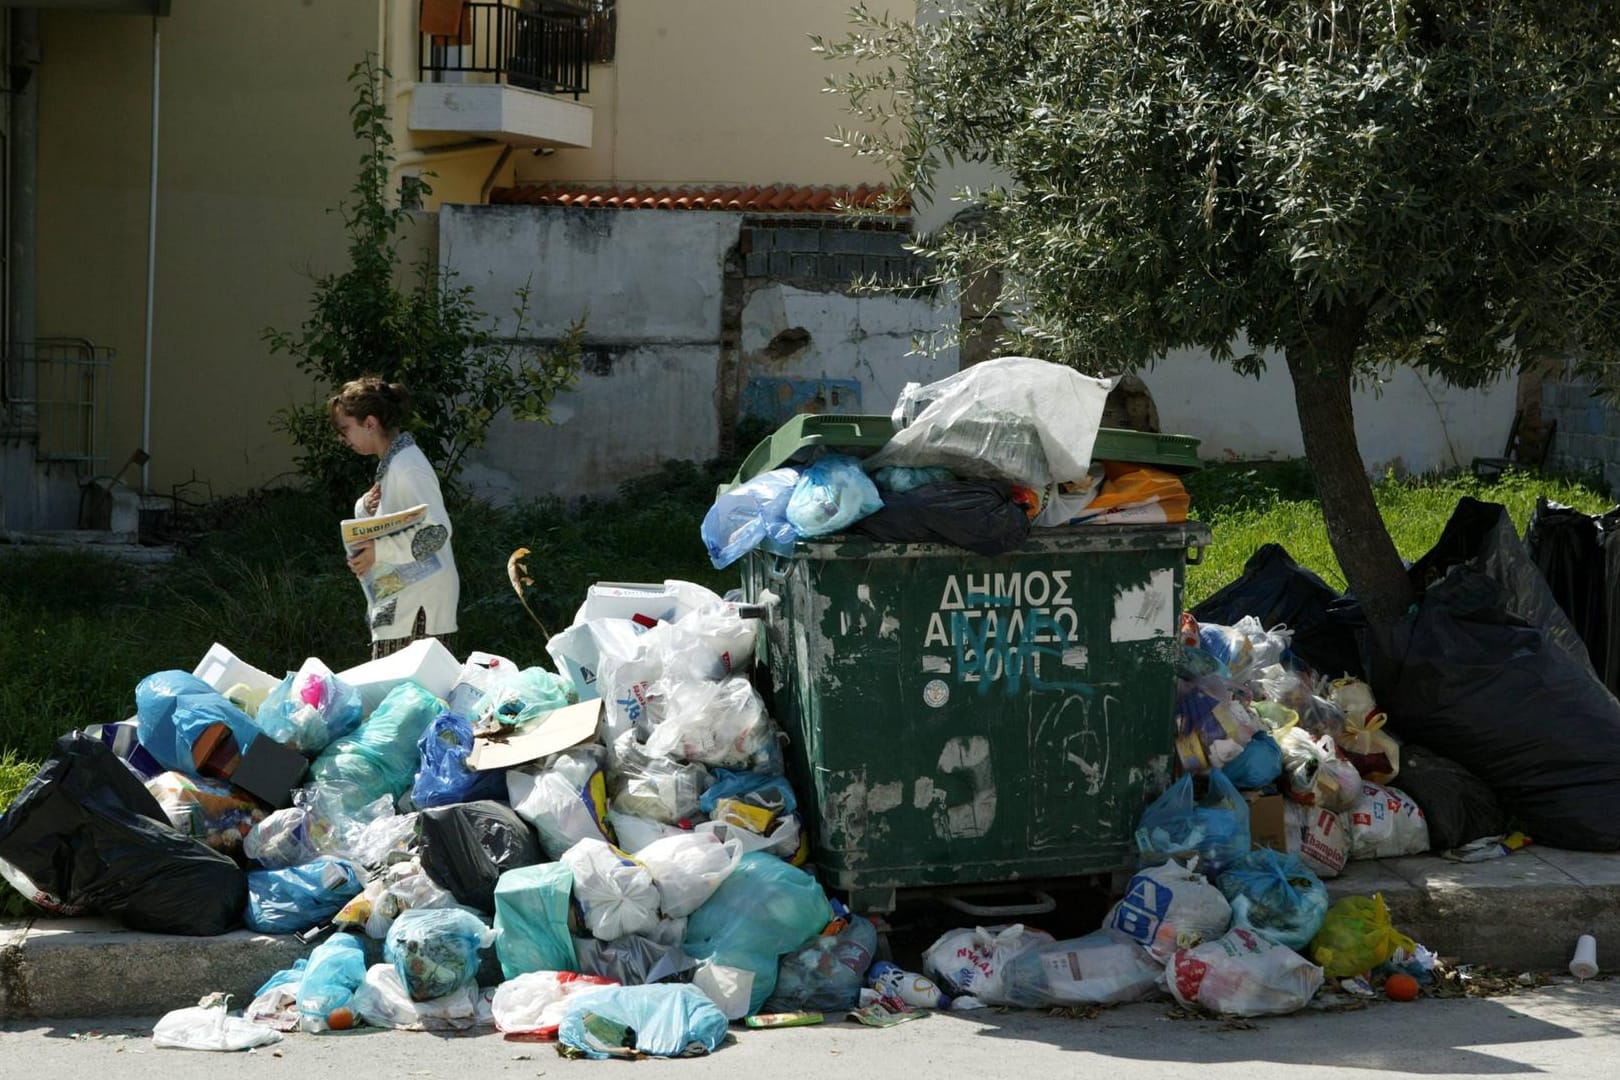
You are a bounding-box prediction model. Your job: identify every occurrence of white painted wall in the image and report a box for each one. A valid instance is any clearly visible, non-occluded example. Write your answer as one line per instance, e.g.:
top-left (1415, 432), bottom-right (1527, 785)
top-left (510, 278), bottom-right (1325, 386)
top-left (1138, 347), bottom-right (1518, 473)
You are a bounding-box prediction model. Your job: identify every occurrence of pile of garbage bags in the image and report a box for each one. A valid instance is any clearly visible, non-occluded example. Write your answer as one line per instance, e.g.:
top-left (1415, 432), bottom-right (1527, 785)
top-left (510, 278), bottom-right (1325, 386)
top-left (702, 357), bottom-right (1192, 568)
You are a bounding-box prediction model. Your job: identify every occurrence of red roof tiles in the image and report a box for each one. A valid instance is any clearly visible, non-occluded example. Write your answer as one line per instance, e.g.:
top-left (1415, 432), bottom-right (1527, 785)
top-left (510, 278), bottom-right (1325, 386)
top-left (489, 183), bottom-right (907, 213)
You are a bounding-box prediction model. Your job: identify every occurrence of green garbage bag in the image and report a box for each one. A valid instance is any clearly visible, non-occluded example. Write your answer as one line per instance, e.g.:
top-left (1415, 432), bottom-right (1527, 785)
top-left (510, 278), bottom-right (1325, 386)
top-left (310, 681), bottom-right (443, 809)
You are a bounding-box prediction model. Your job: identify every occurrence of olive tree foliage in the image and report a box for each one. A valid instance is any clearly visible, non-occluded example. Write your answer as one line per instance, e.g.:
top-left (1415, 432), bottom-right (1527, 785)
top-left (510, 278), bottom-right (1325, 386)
top-left (816, 2), bottom-right (1620, 625)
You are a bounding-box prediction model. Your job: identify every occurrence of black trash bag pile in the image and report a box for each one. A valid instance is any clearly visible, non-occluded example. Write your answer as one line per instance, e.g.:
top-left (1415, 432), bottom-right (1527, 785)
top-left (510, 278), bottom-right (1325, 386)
top-left (1192, 543), bottom-right (1366, 680)
top-left (1525, 497), bottom-right (1620, 697)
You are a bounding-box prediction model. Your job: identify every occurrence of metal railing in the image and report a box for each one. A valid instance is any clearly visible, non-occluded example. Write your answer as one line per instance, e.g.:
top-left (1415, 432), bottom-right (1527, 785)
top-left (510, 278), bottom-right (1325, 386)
top-left (0, 337), bottom-right (114, 468)
top-left (419, 2), bottom-right (592, 99)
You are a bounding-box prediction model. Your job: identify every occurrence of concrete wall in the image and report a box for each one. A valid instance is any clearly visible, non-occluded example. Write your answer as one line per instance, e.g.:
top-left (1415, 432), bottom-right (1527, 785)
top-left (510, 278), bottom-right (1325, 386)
top-left (1138, 348), bottom-right (1519, 474)
top-left (1542, 373), bottom-right (1620, 495)
top-left (442, 203), bottom-right (957, 500)
top-left (513, 0), bottom-right (905, 189)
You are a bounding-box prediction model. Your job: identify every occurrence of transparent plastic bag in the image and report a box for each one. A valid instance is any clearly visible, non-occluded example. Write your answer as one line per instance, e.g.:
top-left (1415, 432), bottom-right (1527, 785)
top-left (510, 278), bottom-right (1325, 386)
top-left (385, 907), bottom-right (495, 1002)
top-left (609, 735), bottom-right (711, 823)
top-left (1105, 857), bottom-right (1233, 961)
top-left (1169, 927), bottom-right (1324, 1017)
top-left (765, 915), bottom-right (878, 1012)
top-left (1279, 728), bottom-right (1362, 812)
top-left (473, 666), bottom-right (575, 730)
top-left (923, 923), bottom-right (1056, 1002)
top-left (352, 963), bottom-right (484, 1031)
top-left (560, 838), bottom-right (661, 941)
top-left (257, 659), bottom-right (364, 755)
top-left (1216, 848), bottom-right (1330, 952)
top-left (636, 832), bottom-right (742, 917)
top-left (144, 771), bottom-right (267, 858)
top-left (1311, 893), bottom-right (1416, 977)
top-left (643, 676), bottom-right (771, 767)
top-left (999, 928), bottom-right (1165, 1007)
top-left (785, 455), bottom-right (884, 538)
top-left (667, 602), bottom-right (760, 679)
top-left (243, 807), bottom-right (319, 869)
top-left (492, 971), bottom-right (620, 1037)
top-left (507, 746), bottom-right (613, 860)
top-left (292, 782), bottom-right (395, 857)
top-left (296, 932), bottom-right (367, 1032)
top-left (1134, 771), bottom-right (1251, 879)
top-left (702, 467), bottom-right (801, 569)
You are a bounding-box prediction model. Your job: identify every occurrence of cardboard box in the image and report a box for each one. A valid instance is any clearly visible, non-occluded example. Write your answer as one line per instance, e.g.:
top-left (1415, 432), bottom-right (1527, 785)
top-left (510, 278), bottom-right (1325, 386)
top-left (1246, 792), bottom-right (1288, 853)
top-left (467, 699), bottom-right (601, 771)
top-left (337, 637), bottom-right (461, 715)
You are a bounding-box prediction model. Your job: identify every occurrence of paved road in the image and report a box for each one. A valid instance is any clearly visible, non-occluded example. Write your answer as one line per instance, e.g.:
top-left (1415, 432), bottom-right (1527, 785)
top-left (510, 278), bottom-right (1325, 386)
top-left (4, 980), bottom-right (1618, 1079)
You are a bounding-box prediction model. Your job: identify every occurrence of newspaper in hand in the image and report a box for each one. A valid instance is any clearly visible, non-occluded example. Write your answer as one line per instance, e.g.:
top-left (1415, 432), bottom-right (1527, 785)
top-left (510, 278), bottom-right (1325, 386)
top-left (340, 503), bottom-right (436, 606)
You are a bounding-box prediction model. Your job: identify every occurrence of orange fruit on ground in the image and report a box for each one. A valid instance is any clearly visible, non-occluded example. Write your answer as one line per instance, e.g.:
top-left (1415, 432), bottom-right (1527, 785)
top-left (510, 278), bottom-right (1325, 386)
top-left (1385, 973), bottom-right (1420, 1002)
top-left (327, 1006), bottom-right (356, 1030)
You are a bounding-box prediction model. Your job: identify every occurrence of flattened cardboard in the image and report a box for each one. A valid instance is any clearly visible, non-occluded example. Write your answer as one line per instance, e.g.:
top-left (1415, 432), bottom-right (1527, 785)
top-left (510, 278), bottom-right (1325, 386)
top-left (467, 698), bottom-right (601, 771)
top-left (1246, 792), bottom-right (1288, 853)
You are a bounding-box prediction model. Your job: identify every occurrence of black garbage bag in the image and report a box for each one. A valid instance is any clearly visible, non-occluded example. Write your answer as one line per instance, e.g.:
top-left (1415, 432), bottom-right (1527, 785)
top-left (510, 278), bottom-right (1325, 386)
top-left (0, 733), bottom-right (246, 934)
top-left (417, 800), bottom-right (541, 913)
top-left (1390, 745), bottom-right (1508, 852)
top-left (1525, 498), bottom-right (1607, 661)
top-left (1191, 543), bottom-right (1366, 678)
top-left (853, 480), bottom-right (1031, 555)
top-left (1365, 568), bottom-right (1620, 850)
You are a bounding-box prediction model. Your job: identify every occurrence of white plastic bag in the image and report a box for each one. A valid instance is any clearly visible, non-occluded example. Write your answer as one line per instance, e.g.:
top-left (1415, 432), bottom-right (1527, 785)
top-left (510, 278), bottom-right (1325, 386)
top-left (693, 814), bottom-right (802, 859)
top-left (606, 809), bottom-right (689, 853)
top-left (609, 734), bottom-right (711, 824)
top-left (870, 356), bottom-right (1114, 487)
top-left (1349, 783), bottom-right (1430, 859)
top-left (1279, 728), bottom-right (1361, 812)
top-left (998, 929), bottom-right (1165, 1007)
top-left (923, 924), bottom-right (1057, 1002)
top-left (643, 676), bottom-right (771, 767)
top-left (1285, 801), bottom-right (1350, 878)
top-left (446, 651), bottom-right (517, 719)
top-left (491, 971), bottom-right (620, 1036)
top-left (560, 838), bottom-right (661, 940)
top-left (1105, 858), bottom-right (1233, 961)
top-left (152, 1003), bottom-right (283, 1051)
top-left (351, 964), bottom-right (483, 1031)
top-left (636, 832), bottom-right (742, 917)
top-left (667, 602), bottom-right (759, 679)
top-left (1169, 928), bottom-right (1323, 1017)
top-left (507, 747), bottom-right (612, 860)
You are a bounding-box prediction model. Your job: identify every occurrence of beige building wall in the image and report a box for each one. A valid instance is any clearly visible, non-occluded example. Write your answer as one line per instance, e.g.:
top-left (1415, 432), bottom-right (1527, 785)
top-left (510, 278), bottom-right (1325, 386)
top-left (36, 3), bottom-right (379, 497)
top-left (514, 0), bottom-right (909, 189)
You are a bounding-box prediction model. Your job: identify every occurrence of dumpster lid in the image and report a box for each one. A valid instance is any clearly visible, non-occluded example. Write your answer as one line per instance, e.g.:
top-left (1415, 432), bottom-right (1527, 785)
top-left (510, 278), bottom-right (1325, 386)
top-left (729, 414), bottom-right (1202, 487)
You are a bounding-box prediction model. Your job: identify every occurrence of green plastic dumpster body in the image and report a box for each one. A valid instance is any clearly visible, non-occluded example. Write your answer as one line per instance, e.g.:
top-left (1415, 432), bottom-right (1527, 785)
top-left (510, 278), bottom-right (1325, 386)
top-left (744, 522), bottom-right (1210, 913)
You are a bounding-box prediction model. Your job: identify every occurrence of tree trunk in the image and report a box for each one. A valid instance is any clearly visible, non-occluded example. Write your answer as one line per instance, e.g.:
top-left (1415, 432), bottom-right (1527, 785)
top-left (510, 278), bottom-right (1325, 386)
top-left (1284, 309), bottom-right (1415, 628)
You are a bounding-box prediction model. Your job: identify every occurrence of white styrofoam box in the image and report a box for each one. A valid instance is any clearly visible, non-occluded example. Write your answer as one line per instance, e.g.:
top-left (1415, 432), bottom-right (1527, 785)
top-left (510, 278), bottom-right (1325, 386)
top-left (192, 642), bottom-right (280, 695)
top-left (337, 637), bottom-right (461, 716)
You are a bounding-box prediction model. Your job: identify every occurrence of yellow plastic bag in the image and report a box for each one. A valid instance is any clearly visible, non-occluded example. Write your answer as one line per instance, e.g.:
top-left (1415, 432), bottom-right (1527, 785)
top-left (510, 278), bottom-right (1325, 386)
top-left (1332, 705), bottom-right (1401, 784)
top-left (1310, 893), bottom-right (1416, 977)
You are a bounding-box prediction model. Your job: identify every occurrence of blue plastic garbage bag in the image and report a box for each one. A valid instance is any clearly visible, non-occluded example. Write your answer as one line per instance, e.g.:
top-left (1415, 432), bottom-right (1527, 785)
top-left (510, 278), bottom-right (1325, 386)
top-left (1216, 848), bottom-right (1330, 952)
top-left (785, 456), bottom-right (884, 538)
top-left (702, 467), bottom-right (801, 569)
top-left (1224, 731), bottom-right (1283, 790)
top-left (1135, 770), bottom-right (1251, 879)
top-left (135, 670), bottom-right (265, 776)
top-left (310, 681), bottom-right (443, 809)
top-left (764, 914), bottom-right (878, 1012)
top-left (558, 984), bottom-right (730, 1059)
top-left (697, 768), bottom-right (797, 817)
top-left (244, 856), bottom-right (364, 934)
top-left (254, 958), bottom-right (307, 1000)
top-left (493, 862), bottom-right (579, 979)
top-left (297, 932), bottom-right (367, 1031)
top-left (257, 668), bottom-right (364, 755)
top-left (411, 711), bottom-right (506, 809)
top-left (683, 851), bottom-right (831, 1013)
top-left (385, 907), bottom-right (495, 1002)
top-left (871, 465), bottom-right (955, 493)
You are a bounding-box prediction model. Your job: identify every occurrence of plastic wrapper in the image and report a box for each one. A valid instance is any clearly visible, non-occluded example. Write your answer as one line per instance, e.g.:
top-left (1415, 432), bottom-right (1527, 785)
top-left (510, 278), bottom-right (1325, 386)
top-left (296, 932), bottom-right (367, 1033)
top-left (868, 356), bottom-right (1112, 488)
top-left (1105, 858), bottom-right (1233, 961)
top-left (309, 680), bottom-right (444, 808)
top-left (923, 923), bottom-right (1056, 1002)
top-left (557, 984), bottom-right (730, 1060)
top-left (144, 771), bottom-right (267, 857)
top-left (244, 857), bottom-right (364, 934)
top-left (494, 862), bottom-right (579, 979)
top-left (1311, 893), bottom-right (1416, 977)
top-left (643, 676), bottom-right (772, 767)
top-left (1134, 771), bottom-right (1251, 879)
top-left (784, 455), bottom-right (884, 538)
top-left (765, 915), bottom-right (878, 1012)
top-left (507, 746), bottom-right (613, 860)
top-left (682, 851), bottom-right (832, 1013)
top-left (1284, 801), bottom-right (1350, 879)
top-left (0, 733), bottom-right (246, 936)
top-left (411, 711), bottom-right (506, 809)
top-left (134, 670), bottom-right (266, 777)
top-left (636, 832), bottom-right (742, 917)
top-left (418, 800), bottom-right (542, 913)
top-left (1216, 848), bottom-right (1330, 952)
top-left (492, 971), bottom-right (620, 1038)
top-left (352, 963), bottom-right (485, 1031)
top-left (702, 467), bottom-right (800, 570)
top-left (560, 837), bottom-right (661, 941)
top-left (1169, 927), bottom-right (1324, 1017)
top-left (997, 929), bottom-right (1164, 1007)
top-left (1348, 783), bottom-right (1430, 859)
top-left (385, 907), bottom-right (495, 1002)
top-left (257, 660), bottom-right (364, 755)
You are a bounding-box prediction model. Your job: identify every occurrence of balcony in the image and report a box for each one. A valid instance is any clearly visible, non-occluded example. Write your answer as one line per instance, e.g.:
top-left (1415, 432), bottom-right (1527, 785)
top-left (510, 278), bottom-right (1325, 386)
top-left (411, 1), bottom-right (596, 150)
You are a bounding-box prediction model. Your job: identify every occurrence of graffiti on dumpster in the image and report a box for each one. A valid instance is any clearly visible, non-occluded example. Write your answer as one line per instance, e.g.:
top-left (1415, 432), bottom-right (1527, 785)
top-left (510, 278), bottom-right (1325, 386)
top-left (921, 571), bottom-right (1092, 696)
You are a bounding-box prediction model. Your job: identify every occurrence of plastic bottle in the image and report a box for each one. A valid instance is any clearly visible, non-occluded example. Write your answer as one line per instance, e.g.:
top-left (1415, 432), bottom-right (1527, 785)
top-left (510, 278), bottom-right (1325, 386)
top-left (868, 961), bottom-right (951, 1009)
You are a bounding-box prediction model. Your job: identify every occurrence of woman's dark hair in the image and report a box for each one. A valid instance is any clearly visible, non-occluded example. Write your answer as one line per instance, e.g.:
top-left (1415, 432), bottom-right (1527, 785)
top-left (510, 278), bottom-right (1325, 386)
top-left (328, 375), bottom-right (411, 432)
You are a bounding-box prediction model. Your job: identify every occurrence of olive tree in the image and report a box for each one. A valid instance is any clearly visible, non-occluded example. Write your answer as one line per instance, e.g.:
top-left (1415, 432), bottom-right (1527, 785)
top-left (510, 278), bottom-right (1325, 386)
top-left (816, 2), bottom-right (1620, 625)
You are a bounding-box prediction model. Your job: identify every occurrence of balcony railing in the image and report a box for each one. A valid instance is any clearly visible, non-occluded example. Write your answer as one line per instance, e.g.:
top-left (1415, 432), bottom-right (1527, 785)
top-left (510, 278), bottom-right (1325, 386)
top-left (419, 2), bottom-right (592, 99)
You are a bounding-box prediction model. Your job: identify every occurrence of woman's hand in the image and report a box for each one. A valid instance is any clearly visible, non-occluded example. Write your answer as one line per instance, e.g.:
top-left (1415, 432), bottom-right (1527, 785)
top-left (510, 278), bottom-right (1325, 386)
top-left (362, 483), bottom-right (381, 514)
top-left (347, 541), bottom-right (376, 577)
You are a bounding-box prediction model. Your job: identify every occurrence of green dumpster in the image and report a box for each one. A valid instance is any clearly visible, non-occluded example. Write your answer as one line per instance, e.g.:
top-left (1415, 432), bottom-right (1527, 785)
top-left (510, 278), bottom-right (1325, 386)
top-left (735, 416), bottom-right (1210, 913)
